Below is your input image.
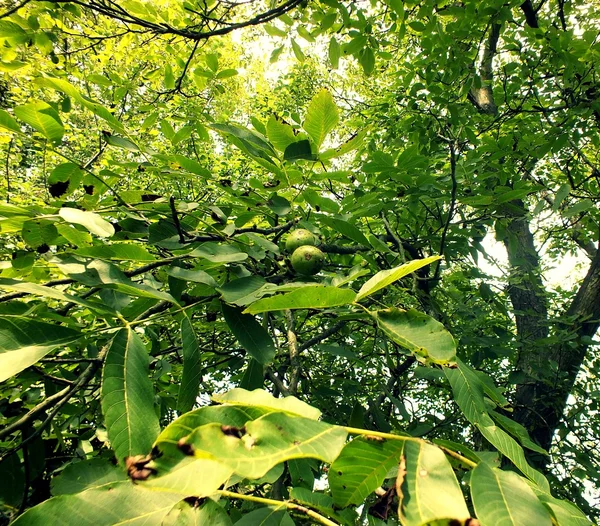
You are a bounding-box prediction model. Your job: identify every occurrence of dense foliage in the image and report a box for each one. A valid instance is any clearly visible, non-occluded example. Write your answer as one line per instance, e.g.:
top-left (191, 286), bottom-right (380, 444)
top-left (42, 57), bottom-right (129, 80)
top-left (1, 0), bottom-right (600, 524)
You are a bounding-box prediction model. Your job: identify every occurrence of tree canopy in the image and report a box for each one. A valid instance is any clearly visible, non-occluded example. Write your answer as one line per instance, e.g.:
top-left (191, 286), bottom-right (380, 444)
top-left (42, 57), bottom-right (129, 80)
top-left (1, 0), bottom-right (599, 524)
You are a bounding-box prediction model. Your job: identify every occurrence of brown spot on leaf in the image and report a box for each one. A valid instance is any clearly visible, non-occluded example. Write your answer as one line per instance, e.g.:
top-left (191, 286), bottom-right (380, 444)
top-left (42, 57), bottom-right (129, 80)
top-left (125, 454), bottom-right (156, 482)
top-left (221, 425), bottom-right (246, 438)
top-left (177, 438), bottom-right (194, 456)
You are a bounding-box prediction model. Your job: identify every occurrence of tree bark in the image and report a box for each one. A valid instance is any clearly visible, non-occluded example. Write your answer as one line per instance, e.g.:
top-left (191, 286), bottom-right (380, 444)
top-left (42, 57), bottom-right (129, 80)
top-left (502, 200), bottom-right (600, 467)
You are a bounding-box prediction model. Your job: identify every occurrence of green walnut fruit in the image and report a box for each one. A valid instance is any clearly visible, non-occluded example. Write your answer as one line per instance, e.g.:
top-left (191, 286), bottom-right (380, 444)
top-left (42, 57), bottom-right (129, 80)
top-left (285, 229), bottom-right (317, 253)
top-left (291, 245), bottom-right (324, 276)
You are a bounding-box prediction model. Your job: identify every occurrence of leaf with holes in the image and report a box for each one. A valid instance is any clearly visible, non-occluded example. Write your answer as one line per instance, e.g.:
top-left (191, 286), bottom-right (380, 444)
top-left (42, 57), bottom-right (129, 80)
top-left (179, 412), bottom-right (347, 479)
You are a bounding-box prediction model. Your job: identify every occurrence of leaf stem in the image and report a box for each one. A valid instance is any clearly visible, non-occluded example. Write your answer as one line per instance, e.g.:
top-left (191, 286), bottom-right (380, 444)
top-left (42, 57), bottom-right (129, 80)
top-left (217, 489), bottom-right (339, 526)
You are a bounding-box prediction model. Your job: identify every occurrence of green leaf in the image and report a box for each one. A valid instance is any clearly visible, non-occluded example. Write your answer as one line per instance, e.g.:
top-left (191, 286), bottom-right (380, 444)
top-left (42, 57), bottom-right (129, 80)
top-left (476, 418), bottom-right (549, 491)
top-left (291, 38), bottom-right (305, 61)
top-left (356, 255), bottom-right (440, 301)
top-left (303, 89), bottom-right (339, 149)
top-left (101, 328), bottom-right (160, 462)
top-left (244, 286), bottom-right (356, 314)
top-left (533, 490), bottom-right (593, 526)
top-left (59, 207), bottom-right (115, 238)
top-left (21, 219), bottom-right (58, 248)
top-left (329, 37), bottom-right (341, 68)
top-left (563, 199), bottom-right (593, 217)
top-left (48, 163), bottom-right (83, 197)
top-left (266, 114), bottom-right (298, 152)
top-left (73, 243), bottom-right (155, 261)
top-left (470, 463), bottom-right (552, 526)
top-left (0, 454), bottom-right (24, 509)
top-left (0, 278), bottom-right (115, 315)
top-left (235, 508), bottom-right (294, 526)
top-left (163, 499), bottom-right (233, 526)
top-left (444, 358), bottom-right (488, 423)
top-left (329, 437), bottom-right (404, 507)
top-left (189, 243), bottom-right (248, 264)
top-left (0, 316), bottom-right (81, 382)
top-left (216, 69), bottom-right (238, 80)
top-left (180, 412), bottom-right (347, 478)
top-left (319, 216), bottom-right (369, 245)
top-left (0, 109), bottom-right (20, 133)
top-left (284, 139), bottom-right (316, 161)
top-left (12, 482), bottom-right (183, 525)
top-left (54, 258), bottom-right (176, 303)
top-left (103, 134), bottom-right (140, 152)
top-left (400, 441), bottom-right (470, 525)
top-left (489, 411), bottom-right (548, 456)
top-left (176, 316), bottom-right (203, 414)
top-left (222, 304), bottom-right (276, 364)
top-left (213, 388), bottom-right (321, 420)
top-left (50, 459), bottom-right (127, 495)
top-left (156, 405), bottom-right (269, 448)
top-left (359, 47), bottom-right (375, 75)
top-left (167, 267), bottom-right (217, 288)
top-left (289, 487), bottom-right (356, 525)
top-left (264, 24), bottom-right (288, 37)
top-left (14, 101), bottom-right (64, 145)
top-left (218, 276), bottom-right (277, 306)
top-left (36, 77), bottom-right (124, 133)
top-left (373, 308), bottom-right (457, 365)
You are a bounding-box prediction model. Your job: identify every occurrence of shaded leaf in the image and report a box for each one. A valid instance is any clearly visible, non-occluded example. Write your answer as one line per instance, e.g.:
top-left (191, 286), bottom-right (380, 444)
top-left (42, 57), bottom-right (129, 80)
top-left (14, 101), bottom-right (64, 144)
top-left (176, 316), bottom-right (203, 414)
top-left (222, 304), bottom-right (276, 364)
top-left (51, 459), bottom-right (127, 495)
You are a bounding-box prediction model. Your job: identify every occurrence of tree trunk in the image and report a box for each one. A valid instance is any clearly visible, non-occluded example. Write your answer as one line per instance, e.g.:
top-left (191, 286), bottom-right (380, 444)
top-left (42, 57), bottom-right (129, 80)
top-left (502, 200), bottom-right (600, 467)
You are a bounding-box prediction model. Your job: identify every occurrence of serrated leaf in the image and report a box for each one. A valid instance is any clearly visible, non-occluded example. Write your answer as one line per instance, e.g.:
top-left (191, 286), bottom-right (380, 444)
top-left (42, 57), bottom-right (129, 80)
top-left (213, 388), bottom-right (321, 419)
top-left (14, 101), bottom-right (64, 145)
top-left (471, 463), bottom-right (552, 526)
top-left (329, 437), bottom-right (404, 507)
top-left (374, 308), bottom-right (456, 365)
top-left (59, 207), bottom-right (115, 238)
top-left (356, 255), bottom-right (440, 301)
top-left (101, 328), bottom-right (160, 463)
top-left (0, 316), bottom-right (81, 382)
top-left (177, 316), bottom-right (203, 413)
top-left (400, 441), bottom-right (470, 525)
top-left (303, 89), bottom-right (339, 149)
top-left (222, 304), bottom-right (276, 364)
top-left (244, 286), bottom-right (356, 314)
top-left (181, 412), bottom-right (347, 478)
